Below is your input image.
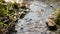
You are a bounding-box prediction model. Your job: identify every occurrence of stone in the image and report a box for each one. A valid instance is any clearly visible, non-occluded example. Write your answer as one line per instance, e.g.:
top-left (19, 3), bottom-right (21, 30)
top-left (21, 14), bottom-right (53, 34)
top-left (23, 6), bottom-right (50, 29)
top-left (46, 19), bottom-right (56, 26)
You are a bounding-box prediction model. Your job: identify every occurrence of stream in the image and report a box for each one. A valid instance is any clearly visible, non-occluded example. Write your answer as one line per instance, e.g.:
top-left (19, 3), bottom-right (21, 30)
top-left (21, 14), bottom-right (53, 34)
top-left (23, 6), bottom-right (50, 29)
top-left (15, 0), bottom-right (54, 34)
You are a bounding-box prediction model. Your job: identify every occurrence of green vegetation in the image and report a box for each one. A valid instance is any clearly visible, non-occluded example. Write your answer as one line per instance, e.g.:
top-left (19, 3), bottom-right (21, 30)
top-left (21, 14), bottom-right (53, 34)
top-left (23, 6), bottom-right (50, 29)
top-left (0, 0), bottom-right (29, 34)
top-left (53, 8), bottom-right (60, 27)
top-left (0, 0), bottom-right (17, 33)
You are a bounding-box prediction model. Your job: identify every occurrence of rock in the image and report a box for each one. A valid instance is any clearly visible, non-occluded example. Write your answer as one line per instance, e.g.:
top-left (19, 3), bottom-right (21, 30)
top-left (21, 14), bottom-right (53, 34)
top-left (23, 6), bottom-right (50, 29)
top-left (48, 13), bottom-right (57, 21)
top-left (46, 19), bottom-right (56, 26)
top-left (16, 2), bottom-right (27, 9)
top-left (46, 18), bottom-right (58, 31)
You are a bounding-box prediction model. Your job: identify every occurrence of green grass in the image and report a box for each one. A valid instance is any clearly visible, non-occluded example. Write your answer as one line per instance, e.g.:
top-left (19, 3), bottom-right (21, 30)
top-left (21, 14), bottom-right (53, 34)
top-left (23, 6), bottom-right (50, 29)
top-left (0, 0), bottom-right (17, 31)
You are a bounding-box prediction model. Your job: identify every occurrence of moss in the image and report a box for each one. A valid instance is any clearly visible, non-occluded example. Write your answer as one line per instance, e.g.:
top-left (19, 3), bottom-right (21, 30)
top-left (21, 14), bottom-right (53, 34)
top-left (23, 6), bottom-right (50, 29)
top-left (0, 21), bottom-right (3, 25)
top-left (53, 8), bottom-right (60, 28)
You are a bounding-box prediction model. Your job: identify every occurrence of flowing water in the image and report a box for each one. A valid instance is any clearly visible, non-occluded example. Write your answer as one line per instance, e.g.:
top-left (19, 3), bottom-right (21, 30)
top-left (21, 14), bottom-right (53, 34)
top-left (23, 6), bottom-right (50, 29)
top-left (15, 0), bottom-right (57, 34)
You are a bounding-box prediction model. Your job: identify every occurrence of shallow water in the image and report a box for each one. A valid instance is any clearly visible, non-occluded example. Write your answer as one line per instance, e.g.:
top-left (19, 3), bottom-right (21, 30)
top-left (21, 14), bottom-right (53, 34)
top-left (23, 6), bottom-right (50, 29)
top-left (15, 0), bottom-right (55, 34)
